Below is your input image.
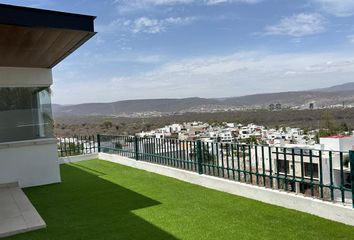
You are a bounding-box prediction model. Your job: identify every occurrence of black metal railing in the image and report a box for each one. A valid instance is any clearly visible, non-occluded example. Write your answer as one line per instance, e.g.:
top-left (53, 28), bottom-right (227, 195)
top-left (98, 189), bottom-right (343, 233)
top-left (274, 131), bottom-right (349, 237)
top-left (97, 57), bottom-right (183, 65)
top-left (58, 134), bottom-right (354, 208)
top-left (57, 135), bottom-right (98, 157)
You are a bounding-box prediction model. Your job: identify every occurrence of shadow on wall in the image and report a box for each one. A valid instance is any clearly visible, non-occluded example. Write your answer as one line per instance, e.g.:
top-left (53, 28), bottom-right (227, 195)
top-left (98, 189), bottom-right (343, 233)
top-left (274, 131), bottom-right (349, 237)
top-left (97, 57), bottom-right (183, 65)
top-left (5, 164), bottom-right (177, 240)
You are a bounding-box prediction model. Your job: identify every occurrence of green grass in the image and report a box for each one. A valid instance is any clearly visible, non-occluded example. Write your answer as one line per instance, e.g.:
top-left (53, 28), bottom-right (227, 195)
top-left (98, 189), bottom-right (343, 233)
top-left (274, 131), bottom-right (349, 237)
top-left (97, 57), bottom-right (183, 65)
top-left (5, 159), bottom-right (354, 240)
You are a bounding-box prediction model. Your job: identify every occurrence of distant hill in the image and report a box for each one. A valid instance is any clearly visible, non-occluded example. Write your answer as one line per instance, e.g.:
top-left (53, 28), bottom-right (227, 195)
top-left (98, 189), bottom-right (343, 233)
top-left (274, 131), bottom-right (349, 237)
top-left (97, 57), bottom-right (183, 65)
top-left (222, 90), bottom-right (354, 106)
top-left (314, 82), bottom-right (354, 92)
top-left (53, 82), bottom-right (354, 117)
top-left (53, 98), bottom-right (218, 116)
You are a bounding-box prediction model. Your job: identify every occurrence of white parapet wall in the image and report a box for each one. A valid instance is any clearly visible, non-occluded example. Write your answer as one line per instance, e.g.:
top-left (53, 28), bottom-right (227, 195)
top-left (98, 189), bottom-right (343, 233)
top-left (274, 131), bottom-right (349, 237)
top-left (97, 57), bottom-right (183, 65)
top-left (97, 152), bottom-right (354, 226)
top-left (59, 153), bottom-right (99, 165)
top-left (0, 139), bottom-right (61, 187)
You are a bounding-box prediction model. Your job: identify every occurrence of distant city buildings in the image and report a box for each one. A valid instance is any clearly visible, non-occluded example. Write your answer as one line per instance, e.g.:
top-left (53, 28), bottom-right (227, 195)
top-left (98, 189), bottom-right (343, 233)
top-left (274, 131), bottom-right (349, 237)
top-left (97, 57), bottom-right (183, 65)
top-left (309, 102), bottom-right (315, 110)
top-left (269, 103), bottom-right (282, 111)
top-left (269, 104), bottom-right (275, 111)
top-left (136, 121), bottom-right (354, 202)
top-left (137, 121), bottom-right (354, 152)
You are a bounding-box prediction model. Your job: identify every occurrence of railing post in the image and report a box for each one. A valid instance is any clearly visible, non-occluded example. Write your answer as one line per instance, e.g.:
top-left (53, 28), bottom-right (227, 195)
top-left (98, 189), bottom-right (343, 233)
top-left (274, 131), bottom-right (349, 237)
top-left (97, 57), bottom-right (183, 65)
top-left (196, 140), bottom-right (203, 174)
top-left (97, 134), bottom-right (101, 153)
top-left (349, 150), bottom-right (354, 208)
top-left (134, 136), bottom-right (139, 160)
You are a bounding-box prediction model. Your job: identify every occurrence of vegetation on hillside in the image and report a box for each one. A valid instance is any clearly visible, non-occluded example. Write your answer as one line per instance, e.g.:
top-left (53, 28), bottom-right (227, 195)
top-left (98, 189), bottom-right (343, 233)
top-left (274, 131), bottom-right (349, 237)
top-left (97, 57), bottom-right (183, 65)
top-left (54, 108), bottom-right (353, 139)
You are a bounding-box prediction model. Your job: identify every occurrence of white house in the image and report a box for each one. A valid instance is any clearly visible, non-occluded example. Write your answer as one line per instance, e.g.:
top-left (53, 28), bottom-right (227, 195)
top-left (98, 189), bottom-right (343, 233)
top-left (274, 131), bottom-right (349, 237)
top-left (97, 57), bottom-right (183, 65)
top-left (218, 130), bottom-right (233, 143)
top-left (320, 136), bottom-right (354, 152)
top-left (0, 4), bottom-right (96, 187)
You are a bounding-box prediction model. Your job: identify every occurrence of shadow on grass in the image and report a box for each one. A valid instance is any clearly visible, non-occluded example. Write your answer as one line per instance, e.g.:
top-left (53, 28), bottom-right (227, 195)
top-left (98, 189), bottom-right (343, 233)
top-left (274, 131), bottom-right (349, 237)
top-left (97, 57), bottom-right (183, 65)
top-left (5, 164), bottom-right (177, 240)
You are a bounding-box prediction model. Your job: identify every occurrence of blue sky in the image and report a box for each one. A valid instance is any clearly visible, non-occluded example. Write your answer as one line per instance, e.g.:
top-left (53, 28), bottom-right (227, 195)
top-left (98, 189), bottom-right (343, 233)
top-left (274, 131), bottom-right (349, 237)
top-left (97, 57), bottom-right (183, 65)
top-left (5, 0), bottom-right (354, 104)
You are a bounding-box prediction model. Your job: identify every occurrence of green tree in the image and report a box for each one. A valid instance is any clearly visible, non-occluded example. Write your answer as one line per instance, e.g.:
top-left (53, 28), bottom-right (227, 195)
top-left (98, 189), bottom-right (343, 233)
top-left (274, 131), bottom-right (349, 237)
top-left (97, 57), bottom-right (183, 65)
top-left (320, 111), bottom-right (336, 130)
top-left (319, 111), bottom-right (339, 137)
top-left (339, 122), bottom-right (349, 132)
top-left (170, 132), bottom-right (179, 139)
top-left (244, 136), bottom-right (258, 145)
top-left (103, 121), bottom-right (113, 129)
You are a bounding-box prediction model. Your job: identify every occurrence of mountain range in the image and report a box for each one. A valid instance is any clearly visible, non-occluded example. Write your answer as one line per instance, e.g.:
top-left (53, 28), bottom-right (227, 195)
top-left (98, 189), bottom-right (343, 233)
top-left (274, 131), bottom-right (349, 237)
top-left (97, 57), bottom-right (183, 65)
top-left (53, 82), bottom-right (354, 117)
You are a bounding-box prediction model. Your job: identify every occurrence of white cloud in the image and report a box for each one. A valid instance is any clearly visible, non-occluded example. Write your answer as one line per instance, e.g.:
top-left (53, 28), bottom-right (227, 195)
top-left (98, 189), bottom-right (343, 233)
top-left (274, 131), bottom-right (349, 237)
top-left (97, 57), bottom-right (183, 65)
top-left (206, 0), bottom-right (262, 5)
top-left (131, 17), bottom-right (194, 33)
top-left (113, 0), bottom-right (263, 11)
top-left (114, 0), bottom-right (262, 5)
top-left (311, 0), bottom-right (354, 17)
top-left (53, 51), bottom-right (354, 104)
top-left (97, 16), bottom-right (195, 34)
top-left (132, 18), bottom-right (163, 34)
top-left (264, 13), bottom-right (325, 37)
top-left (114, 0), bottom-right (194, 5)
top-left (134, 54), bottom-right (167, 63)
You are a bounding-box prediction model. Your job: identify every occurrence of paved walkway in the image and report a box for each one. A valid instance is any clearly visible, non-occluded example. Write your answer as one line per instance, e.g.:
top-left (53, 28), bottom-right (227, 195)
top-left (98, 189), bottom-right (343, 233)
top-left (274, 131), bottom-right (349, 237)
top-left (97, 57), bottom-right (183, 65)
top-left (0, 184), bottom-right (46, 238)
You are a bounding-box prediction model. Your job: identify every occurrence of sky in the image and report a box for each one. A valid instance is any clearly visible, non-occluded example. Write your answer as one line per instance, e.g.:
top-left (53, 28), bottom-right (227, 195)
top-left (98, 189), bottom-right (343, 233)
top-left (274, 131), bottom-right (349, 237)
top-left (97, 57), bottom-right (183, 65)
top-left (5, 0), bottom-right (354, 104)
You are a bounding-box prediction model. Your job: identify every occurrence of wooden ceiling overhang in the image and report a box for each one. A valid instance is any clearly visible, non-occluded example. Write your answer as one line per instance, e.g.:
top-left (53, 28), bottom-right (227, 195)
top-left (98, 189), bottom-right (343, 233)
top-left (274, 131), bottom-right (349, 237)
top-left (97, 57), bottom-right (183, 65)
top-left (0, 4), bottom-right (96, 68)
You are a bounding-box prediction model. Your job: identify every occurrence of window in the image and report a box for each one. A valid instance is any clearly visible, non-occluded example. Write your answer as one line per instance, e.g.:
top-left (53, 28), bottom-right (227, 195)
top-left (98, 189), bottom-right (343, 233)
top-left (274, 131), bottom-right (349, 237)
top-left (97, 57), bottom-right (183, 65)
top-left (304, 163), bottom-right (319, 178)
top-left (0, 87), bottom-right (53, 143)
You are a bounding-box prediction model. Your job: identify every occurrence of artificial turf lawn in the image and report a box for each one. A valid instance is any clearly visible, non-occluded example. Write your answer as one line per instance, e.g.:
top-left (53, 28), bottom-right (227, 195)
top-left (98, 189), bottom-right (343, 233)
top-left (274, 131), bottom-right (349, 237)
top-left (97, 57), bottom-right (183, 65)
top-left (5, 159), bottom-right (354, 240)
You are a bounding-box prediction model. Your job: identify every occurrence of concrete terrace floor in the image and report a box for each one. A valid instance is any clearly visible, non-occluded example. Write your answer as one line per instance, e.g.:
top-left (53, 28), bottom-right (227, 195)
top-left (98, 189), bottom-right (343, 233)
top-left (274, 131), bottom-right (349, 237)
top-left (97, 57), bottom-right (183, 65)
top-left (0, 185), bottom-right (45, 237)
top-left (4, 159), bottom-right (354, 240)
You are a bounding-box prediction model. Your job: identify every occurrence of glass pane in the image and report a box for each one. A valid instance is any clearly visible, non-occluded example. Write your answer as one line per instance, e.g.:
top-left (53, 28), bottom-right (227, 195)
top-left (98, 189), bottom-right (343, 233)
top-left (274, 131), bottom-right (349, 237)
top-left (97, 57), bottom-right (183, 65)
top-left (0, 87), bottom-right (53, 143)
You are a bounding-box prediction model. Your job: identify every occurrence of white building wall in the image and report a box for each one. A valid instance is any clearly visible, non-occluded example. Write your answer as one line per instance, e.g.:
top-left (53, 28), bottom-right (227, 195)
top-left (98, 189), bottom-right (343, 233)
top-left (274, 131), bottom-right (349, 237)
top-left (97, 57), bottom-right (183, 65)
top-left (0, 67), bottom-right (52, 87)
top-left (0, 139), bottom-right (60, 187)
top-left (320, 138), bottom-right (340, 151)
top-left (0, 67), bottom-right (60, 187)
top-left (320, 136), bottom-right (354, 152)
top-left (340, 137), bottom-right (354, 151)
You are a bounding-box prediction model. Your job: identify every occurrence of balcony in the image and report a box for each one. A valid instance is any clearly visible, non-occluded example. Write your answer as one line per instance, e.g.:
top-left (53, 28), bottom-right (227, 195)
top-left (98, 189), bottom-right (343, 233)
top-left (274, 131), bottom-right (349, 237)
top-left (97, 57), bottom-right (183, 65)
top-left (3, 159), bottom-right (354, 239)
